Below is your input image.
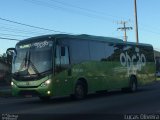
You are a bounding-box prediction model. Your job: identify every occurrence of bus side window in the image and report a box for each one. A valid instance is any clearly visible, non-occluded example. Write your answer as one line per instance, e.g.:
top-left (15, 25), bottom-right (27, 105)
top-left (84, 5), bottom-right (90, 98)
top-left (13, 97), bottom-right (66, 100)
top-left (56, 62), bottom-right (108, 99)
top-left (55, 46), bottom-right (61, 65)
top-left (55, 46), bottom-right (69, 66)
top-left (60, 46), bottom-right (69, 65)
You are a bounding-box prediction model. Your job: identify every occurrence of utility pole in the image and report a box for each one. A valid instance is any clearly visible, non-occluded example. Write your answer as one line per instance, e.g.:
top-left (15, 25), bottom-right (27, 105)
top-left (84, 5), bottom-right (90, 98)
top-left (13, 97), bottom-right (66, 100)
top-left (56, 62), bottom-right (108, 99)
top-left (134, 0), bottom-right (139, 44)
top-left (117, 21), bottom-right (132, 42)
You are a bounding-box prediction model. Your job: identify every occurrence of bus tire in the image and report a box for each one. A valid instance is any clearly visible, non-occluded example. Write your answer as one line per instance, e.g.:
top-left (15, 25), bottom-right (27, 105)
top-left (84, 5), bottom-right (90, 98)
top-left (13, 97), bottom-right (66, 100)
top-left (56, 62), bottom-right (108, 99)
top-left (129, 76), bottom-right (137, 92)
top-left (74, 81), bottom-right (87, 100)
top-left (39, 96), bottom-right (51, 101)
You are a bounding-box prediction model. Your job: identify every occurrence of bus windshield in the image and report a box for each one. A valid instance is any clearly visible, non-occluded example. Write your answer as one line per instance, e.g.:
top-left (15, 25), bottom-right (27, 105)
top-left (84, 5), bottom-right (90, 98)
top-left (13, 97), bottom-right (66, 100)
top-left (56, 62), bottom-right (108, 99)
top-left (12, 40), bottom-right (53, 80)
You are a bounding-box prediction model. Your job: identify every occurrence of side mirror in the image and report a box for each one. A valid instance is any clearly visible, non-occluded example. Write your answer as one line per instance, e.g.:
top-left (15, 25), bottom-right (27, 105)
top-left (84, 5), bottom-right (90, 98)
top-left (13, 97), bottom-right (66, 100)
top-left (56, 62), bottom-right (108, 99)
top-left (6, 48), bottom-right (17, 55)
top-left (6, 48), bottom-right (17, 65)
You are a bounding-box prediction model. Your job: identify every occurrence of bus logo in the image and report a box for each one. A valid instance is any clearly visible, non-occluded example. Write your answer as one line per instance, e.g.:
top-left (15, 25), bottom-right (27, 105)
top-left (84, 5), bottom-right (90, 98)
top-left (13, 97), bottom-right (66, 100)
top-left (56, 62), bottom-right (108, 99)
top-left (120, 47), bottom-right (146, 74)
top-left (34, 41), bottom-right (49, 48)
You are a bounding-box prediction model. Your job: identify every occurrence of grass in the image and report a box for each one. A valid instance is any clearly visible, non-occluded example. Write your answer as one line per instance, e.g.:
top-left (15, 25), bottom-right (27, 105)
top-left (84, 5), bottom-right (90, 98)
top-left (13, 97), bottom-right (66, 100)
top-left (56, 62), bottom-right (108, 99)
top-left (156, 77), bottom-right (160, 81)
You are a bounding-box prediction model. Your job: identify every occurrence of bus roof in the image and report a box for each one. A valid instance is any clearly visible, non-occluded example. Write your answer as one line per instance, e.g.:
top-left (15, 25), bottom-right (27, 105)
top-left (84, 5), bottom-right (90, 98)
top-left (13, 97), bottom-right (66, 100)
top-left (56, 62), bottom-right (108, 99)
top-left (17, 34), bottom-right (152, 47)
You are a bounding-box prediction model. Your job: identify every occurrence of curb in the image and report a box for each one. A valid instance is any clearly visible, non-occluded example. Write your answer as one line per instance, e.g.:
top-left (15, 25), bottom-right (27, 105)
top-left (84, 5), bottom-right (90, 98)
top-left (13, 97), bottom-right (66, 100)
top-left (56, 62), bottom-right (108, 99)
top-left (0, 88), bottom-right (12, 97)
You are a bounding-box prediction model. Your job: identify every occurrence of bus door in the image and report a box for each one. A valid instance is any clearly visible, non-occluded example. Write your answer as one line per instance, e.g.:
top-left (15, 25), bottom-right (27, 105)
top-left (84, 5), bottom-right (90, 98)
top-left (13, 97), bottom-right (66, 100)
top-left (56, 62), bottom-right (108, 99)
top-left (54, 45), bottom-right (72, 96)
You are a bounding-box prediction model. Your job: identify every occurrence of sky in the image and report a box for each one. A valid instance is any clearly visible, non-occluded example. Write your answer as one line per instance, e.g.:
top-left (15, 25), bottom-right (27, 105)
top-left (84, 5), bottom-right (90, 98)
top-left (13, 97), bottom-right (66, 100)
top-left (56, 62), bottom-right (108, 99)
top-left (0, 0), bottom-right (160, 54)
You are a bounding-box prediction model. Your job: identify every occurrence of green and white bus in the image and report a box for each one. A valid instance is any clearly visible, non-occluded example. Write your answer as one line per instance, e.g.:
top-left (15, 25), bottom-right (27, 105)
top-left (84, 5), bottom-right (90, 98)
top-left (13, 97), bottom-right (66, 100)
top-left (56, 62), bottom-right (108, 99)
top-left (10, 34), bottom-right (156, 100)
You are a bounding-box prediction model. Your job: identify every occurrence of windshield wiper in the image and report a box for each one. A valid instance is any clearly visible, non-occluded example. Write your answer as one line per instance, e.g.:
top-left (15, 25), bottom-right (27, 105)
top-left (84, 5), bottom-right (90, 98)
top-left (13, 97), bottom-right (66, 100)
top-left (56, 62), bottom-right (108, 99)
top-left (18, 51), bottom-right (28, 72)
top-left (15, 51), bottom-right (40, 77)
top-left (28, 51), bottom-right (40, 76)
top-left (28, 59), bottom-right (40, 76)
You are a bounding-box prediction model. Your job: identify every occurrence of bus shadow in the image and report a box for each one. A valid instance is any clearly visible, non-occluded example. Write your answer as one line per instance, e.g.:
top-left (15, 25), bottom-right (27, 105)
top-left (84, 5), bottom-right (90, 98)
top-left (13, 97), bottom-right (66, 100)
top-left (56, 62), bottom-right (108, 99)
top-left (23, 87), bottom-right (154, 105)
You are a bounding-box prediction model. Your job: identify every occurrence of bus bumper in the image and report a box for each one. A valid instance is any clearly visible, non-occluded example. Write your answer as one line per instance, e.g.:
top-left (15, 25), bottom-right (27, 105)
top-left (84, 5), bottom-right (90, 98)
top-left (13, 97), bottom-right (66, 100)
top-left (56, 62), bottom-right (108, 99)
top-left (11, 81), bottom-right (53, 97)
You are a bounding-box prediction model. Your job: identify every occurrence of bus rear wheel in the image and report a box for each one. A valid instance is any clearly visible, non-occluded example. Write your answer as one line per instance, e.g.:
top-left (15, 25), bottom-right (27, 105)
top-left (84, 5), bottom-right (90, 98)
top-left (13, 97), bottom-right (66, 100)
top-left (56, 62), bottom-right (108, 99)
top-left (129, 77), bottom-right (137, 92)
top-left (74, 81), bottom-right (87, 100)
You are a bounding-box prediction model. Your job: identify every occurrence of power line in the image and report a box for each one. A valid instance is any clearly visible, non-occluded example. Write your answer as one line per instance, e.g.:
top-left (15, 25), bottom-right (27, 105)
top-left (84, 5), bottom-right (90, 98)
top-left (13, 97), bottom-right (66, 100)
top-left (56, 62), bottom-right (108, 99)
top-left (0, 23), bottom-right (49, 35)
top-left (0, 37), bottom-right (20, 41)
top-left (140, 29), bottom-right (160, 35)
top-left (0, 33), bottom-right (31, 38)
top-left (49, 0), bottom-right (124, 20)
top-left (25, 0), bottom-right (106, 21)
top-left (0, 25), bottom-right (48, 35)
top-left (24, 0), bottom-right (160, 36)
top-left (128, 19), bottom-right (160, 38)
top-left (128, 19), bottom-right (160, 35)
top-left (23, 0), bottom-right (122, 22)
top-left (0, 17), bottom-right (68, 34)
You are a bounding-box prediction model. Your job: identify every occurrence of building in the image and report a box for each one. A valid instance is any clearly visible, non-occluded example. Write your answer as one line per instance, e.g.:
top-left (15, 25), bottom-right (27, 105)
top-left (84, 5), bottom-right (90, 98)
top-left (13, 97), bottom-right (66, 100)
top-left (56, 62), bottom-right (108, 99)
top-left (0, 58), bottom-right (10, 84)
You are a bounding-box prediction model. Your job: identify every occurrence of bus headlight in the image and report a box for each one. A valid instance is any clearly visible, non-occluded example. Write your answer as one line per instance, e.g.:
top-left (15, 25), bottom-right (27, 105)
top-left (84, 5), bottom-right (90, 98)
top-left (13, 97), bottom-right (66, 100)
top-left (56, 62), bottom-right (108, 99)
top-left (11, 81), bottom-right (14, 86)
top-left (47, 91), bottom-right (51, 95)
top-left (45, 79), bottom-right (51, 84)
top-left (41, 79), bottom-right (51, 87)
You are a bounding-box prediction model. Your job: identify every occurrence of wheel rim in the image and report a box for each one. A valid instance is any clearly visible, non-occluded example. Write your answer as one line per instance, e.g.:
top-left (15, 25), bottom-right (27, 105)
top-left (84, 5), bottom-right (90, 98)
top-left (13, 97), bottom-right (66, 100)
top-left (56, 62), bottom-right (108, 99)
top-left (132, 82), bottom-right (136, 91)
top-left (76, 85), bottom-right (84, 99)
